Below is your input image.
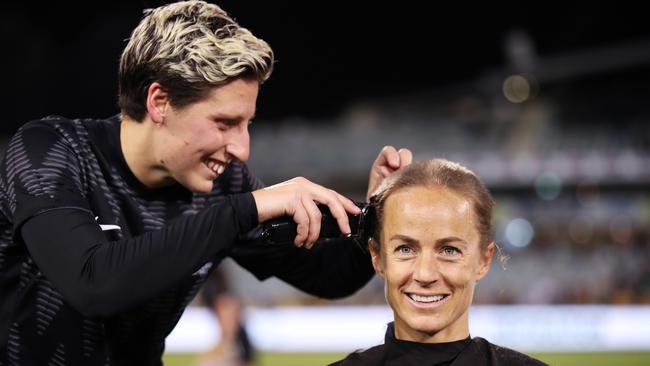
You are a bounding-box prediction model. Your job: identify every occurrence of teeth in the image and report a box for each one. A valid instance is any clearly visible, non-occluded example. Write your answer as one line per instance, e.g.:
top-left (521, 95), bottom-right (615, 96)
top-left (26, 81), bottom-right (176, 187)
top-left (206, 160), bottom-right (227, 174)
top-left (409, 294), bottom-right (445, 303)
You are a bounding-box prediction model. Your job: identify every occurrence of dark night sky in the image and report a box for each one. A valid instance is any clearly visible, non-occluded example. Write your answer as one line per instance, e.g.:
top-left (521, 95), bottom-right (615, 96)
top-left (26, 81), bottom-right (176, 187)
top-left (3, 2), bottom-right (650, 134)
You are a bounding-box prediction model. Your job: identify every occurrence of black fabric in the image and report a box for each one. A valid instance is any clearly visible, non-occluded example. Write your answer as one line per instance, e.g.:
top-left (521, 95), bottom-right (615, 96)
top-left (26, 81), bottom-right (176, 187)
top-left (231, 236), bottom-right (374, 299)
top-left (0, 115), bottom-right (374, 365)
top-left (21, 197), bottom-right (252, 317)
top-left (330, 322), bottom-right (548, 366)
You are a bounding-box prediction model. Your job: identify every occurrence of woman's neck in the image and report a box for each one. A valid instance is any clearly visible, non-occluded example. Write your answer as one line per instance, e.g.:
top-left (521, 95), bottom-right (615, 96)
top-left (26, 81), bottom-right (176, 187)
top-left (120, 116), bottom-right (173, 188)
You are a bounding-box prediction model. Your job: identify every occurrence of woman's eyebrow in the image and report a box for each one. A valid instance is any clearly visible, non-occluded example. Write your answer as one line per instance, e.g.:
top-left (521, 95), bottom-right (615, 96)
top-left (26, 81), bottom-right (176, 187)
top-left (211, 113), bottom-right (256, 125)
top-left (435, 236), bottom-right (468, 247)
top-left (388, 234), bottom-right (418, 245)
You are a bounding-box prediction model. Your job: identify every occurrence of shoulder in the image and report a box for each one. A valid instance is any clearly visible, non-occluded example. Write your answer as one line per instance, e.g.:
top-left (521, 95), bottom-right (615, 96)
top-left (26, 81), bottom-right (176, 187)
top-left (11, 116), bottom-right (113, 156)
top-left (329, 344), bottom-right (385, 366)
top-left (3, 117), bottom-right (72, 160)
top-left (19, 115), bottom-right (76, 133)
top-left (11, 116), bottom-right (91, 145)
top-left (1, 116), bottom-right (107, 179)
top-left (471, 337), bottom-right (548, 366)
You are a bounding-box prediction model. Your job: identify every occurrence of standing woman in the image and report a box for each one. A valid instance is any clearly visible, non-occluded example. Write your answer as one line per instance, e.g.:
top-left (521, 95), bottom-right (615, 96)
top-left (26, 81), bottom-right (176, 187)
top-left (0, 1), bottom-right (411, 364)
top-left (331, 159), bottom-right (547, 366)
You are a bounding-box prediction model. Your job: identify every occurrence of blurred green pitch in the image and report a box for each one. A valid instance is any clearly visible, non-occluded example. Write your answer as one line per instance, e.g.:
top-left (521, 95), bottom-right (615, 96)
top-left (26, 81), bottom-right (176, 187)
top-left (164, 351), bottom-right (650, 366)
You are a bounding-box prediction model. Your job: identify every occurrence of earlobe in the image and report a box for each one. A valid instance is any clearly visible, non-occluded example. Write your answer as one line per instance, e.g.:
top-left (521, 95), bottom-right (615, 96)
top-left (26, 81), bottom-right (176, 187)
top-left (477, 242), bottom-right (495, 279)
top-left (146, 82), bottom-right (170, 124)
top-left (369, 240), bottom-right (385, 278)
top-left (374, 259), bottom-right (385, 279)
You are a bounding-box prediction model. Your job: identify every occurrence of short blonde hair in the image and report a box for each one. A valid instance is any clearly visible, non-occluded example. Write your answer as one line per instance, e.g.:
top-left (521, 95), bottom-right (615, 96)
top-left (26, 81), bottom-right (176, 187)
top-left (118, 0), bottom-right (274, 121)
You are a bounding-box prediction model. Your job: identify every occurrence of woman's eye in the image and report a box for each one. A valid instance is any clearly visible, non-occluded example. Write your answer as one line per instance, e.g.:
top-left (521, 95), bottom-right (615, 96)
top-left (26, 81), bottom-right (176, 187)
top-left (442, 246), bottom-right (460, 256)
top-left (395, 245), bottom-right (413, 255)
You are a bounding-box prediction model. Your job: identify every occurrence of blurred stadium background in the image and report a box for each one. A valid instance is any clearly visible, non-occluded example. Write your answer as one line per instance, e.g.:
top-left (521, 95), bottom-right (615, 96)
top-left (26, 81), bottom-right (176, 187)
top-left (3, 2), bottom-right (649, 365)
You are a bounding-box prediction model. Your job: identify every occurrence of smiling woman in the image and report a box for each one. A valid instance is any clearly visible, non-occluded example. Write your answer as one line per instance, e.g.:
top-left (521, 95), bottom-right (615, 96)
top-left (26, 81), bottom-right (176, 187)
top-left (330, 159), bottom-right (547, 366)
top-left (0, 1), bottom-right (411, 365)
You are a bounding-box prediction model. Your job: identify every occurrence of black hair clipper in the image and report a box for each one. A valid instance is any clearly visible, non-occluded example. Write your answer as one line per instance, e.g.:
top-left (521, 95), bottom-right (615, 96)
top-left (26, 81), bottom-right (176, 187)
top-left (260, 202), bottom-right (374, 252)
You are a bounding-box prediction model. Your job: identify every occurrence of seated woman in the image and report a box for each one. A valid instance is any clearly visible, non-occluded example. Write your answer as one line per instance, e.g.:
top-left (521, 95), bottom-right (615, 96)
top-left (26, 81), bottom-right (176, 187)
top-left (331, 159), bottom-right (547, 366)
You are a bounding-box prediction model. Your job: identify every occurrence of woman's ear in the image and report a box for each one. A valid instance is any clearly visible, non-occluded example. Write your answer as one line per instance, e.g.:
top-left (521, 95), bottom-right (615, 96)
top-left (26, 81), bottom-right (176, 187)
top-left (369, 239), bottom-right (385, 278)
top-left (146, 82), bottom-right (170, 125)
top-left (477, 242), bottom-right (495, 280)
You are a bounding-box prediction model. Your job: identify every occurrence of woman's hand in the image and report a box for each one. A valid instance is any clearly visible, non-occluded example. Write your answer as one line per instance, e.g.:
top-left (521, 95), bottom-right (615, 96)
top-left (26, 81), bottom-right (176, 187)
top-left (252, 177), bottom-right (361, 249)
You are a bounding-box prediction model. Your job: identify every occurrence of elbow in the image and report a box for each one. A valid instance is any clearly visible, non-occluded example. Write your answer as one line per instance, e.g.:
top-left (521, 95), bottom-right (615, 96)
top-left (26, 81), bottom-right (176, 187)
top-left (318, 265), bottom-right (376, 300)
top-left (312, 282), bottom-right (365, 300)
top-left (299, 271), bottom-right (374, 300)
top-left (63, 282), bottom-right (127, 318)
top-left (317, 289), bottom-right (356, 300)
top-left (63, 249), bottom-right (132, 317)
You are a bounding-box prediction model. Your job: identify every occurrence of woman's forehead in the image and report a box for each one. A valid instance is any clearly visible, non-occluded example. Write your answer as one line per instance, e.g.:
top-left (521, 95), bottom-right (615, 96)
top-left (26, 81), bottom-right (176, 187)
top-left (385, 186), bottom-right (471, 215)
top-left (382, 186), bottom-right (478, 243)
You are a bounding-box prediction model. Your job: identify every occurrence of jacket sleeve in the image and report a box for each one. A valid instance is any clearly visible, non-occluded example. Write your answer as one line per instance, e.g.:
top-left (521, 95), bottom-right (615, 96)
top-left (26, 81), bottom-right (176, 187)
top-left (221, 161), bottom-right (375, 299)
top-left (230, 162), bottom-right (375, 298)
top-left (20, 194), bottom-right (257, 317)
top-left (7, 121), bottom-right (258, 317)
top-left (229, 236), bottom-right (375, 299)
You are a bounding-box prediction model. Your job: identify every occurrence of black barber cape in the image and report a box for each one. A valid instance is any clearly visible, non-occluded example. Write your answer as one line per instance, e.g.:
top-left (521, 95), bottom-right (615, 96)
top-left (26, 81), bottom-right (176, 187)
top-left (330, 323), bottom-right (548, 366)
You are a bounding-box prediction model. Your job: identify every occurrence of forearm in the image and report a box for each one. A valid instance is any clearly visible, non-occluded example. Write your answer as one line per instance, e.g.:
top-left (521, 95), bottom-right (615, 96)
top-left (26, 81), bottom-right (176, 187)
top-left (230, 237), bottom-right (375, 299)
top-left (21, 193), bottom-right (257, 317)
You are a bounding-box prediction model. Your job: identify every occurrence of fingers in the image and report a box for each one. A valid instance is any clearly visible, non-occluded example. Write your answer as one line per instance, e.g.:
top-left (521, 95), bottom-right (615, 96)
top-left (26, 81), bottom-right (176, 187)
top-left (377, 145), bottom-right (413, 170)
top-left (376, 145), bottom-right (399, 168)
top-left (397, 148), bottom-right (413, 167)
top-left (298, 182), bottom-right (362, 248)
top-left (253, 177), bottom-right (359, 249)
top-left (379, 165), bottom-right (393, 178)
top-left (300, 195), bottom-right (322, 249)
top-left (324, 191), bottom-right (354, 238)
top-left (304, 187), bottom-right (356, 239)
top-left (334, 190), bottom-right (362, 215)
top-left (292, 202), bottom-right (309, 247)
top-left (367, 146), bottom-right (412, 200)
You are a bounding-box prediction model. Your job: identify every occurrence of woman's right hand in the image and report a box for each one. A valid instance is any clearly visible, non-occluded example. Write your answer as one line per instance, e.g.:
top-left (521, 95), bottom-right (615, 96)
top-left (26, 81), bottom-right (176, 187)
top-left (252, 177), bottom-right (361, 249)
